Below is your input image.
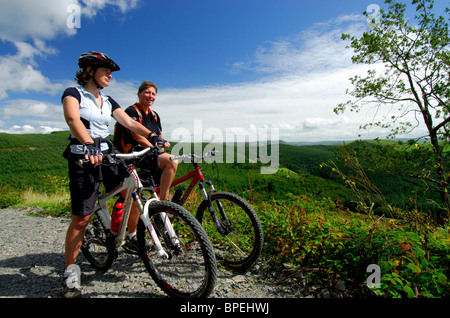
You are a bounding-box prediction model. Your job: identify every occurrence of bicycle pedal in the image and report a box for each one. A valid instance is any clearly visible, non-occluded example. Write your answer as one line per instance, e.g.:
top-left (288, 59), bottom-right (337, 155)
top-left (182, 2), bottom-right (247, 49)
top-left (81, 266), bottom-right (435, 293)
top-left (172, 244), bottom-right (182, 255)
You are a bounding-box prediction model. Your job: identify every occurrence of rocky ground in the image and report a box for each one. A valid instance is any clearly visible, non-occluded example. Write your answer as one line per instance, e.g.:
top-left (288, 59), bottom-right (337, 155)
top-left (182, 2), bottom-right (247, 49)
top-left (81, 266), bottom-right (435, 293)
top-left (0, 207), bottom-right (371, 300)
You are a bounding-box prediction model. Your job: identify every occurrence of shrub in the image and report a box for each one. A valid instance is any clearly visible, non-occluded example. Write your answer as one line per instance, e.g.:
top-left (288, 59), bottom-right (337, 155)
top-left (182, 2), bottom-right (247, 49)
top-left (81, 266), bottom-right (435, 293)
top-left (0, 184), bottom-right (22, 208)
top-left (374, 228), bottom-right (449, 297)
top-left (42, 175), bottom-right (69, 195)
top-left (258, 195), bottom-right (449, 298)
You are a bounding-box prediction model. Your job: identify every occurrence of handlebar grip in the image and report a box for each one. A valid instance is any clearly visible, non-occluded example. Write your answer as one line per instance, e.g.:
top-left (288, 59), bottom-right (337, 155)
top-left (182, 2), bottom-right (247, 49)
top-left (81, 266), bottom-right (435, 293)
top-left (77, 158), bottom-right (89, 166)
top-left (170, 154), bottom-right (189, 161)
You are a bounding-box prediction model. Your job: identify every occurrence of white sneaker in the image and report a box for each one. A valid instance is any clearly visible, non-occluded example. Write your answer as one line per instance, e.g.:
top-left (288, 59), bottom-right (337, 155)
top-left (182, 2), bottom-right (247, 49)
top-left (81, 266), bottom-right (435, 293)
top-left (63, 264), bottom-right (81, 298)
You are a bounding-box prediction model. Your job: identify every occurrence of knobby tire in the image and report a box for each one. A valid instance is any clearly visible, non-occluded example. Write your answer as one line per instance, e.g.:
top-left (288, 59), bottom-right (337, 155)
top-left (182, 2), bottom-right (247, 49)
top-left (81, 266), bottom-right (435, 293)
top-left (137, 200), bottom-right (217, 298)
top-left (196, 191), bottom-right (264, 271)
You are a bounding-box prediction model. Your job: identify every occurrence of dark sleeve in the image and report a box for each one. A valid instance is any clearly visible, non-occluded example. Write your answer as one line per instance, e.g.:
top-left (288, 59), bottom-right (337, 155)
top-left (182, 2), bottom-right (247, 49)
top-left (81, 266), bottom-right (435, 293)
top-left (61, 87), bottom-right (81, 104)
top-left (108, 96), bottom-right (121, 114)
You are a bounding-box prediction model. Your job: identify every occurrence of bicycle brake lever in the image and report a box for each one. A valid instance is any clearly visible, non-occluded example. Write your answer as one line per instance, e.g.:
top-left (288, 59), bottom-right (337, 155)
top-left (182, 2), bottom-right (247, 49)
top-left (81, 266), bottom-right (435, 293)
top-left (153, 142), bottom-right (165, 155)
top-left (104, 154), bottom-right (117, 164)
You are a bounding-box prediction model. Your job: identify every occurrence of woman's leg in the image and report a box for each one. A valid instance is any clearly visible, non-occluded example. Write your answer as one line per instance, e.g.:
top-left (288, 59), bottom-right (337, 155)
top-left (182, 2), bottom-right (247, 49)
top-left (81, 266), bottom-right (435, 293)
top-left (65, 214), bottom-right (91, 267)
top-left (126, 196), bottom-right (140, 234)
top-left (158, 153), bottom-right (178, 200)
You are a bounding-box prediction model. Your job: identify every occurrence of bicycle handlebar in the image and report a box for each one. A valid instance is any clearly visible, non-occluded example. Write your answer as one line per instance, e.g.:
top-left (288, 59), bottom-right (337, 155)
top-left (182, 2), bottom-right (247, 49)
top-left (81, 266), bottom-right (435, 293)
top-left (115, 147), bottom-right (153, 160)
top-left (170, 151), bottom-right (219, 162)
top-left (78, 142), bottom-right (218, 166)
top-left (77, 142), bottom-right (164, 166)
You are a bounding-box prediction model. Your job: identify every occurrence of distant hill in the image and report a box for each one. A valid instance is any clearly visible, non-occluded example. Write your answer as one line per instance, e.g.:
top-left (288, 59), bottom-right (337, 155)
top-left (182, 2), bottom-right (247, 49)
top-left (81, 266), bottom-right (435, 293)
top-left (283, 140), bottom-right (350, 146)
top-left (0, 131), bottom-right (441, 215)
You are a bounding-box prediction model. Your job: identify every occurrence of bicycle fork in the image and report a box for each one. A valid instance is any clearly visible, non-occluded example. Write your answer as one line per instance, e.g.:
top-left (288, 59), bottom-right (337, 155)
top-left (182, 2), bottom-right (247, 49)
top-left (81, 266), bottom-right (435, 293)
top-left (139, 193), bottom-right (181, 259)
top-left (199, 181), bottom-right (233, 235)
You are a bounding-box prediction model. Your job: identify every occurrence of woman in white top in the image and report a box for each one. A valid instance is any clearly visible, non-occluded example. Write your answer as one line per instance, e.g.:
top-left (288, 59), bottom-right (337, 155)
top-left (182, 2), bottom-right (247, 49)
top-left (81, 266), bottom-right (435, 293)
top-left (61, 51), bottom-right (153, 298)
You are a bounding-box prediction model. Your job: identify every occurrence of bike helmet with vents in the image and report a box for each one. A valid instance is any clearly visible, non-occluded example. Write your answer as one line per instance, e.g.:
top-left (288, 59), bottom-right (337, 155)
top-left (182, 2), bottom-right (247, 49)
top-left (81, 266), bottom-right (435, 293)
top-left (78, 51), bottom-right (120, 72)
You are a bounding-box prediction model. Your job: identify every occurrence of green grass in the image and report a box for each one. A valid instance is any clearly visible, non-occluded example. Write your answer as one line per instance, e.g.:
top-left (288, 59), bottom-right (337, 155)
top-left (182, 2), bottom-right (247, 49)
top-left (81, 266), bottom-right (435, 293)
top-left (0, 131), bottom-right (68, 191)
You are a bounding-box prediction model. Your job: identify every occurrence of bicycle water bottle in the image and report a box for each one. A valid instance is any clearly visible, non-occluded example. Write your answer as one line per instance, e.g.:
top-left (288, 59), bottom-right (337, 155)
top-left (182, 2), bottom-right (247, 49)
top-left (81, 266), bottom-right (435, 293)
top-left (111, 202), bottom-right (123, 233)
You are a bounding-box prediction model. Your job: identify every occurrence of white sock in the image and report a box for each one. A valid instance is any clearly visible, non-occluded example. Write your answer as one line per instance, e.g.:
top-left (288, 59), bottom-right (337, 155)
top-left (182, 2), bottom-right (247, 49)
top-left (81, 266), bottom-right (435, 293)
top-left (64, 264), bottom-right (80, 277)
top-left (127, 232), bottom-right (136, 239)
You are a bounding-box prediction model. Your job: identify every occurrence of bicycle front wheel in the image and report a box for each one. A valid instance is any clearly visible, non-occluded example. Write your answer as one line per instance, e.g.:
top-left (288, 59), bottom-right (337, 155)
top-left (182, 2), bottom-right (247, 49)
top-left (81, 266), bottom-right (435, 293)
top-left (196, 191), bottom-right (264, 271)
top-left (137, 200), bottom-right (217, 298)
top-left (81, 207), bottom-right (116, 271)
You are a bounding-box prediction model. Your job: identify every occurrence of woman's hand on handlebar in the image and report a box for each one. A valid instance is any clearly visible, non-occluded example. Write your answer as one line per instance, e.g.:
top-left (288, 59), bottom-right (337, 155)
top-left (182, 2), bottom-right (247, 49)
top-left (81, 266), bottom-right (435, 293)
top-left (150, 135), bottom-right (170, 149)
top-left (83, 142), bottom-right (103, 165)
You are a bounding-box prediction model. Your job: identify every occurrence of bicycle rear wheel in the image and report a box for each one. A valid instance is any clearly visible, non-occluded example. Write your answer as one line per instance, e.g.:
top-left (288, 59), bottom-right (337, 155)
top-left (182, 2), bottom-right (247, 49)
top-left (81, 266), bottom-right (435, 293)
top-left (81, 207), bottom-right (116, 271)
top-left (196, 191), bottom-right (264, 271)
top-left (137, 200), bottom-right (217, 298)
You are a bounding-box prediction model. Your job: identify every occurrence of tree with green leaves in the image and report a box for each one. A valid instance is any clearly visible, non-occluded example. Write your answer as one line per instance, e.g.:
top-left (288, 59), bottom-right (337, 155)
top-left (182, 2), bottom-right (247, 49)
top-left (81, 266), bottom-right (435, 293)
top-left (335, 0), bottom-right (450, 221)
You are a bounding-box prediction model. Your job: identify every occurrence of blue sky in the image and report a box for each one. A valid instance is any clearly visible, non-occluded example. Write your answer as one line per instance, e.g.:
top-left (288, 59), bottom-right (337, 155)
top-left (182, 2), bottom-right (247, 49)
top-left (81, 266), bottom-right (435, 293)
top-left (0, 0), bottom-right (442, 142)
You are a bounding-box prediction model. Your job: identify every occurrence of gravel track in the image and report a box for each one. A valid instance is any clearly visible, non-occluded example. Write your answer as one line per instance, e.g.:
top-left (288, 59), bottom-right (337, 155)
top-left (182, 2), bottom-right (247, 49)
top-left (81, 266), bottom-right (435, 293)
top-left (0, 207), bottom-right (287, 299)
top-left (1, 207), bottom-right (370, 300)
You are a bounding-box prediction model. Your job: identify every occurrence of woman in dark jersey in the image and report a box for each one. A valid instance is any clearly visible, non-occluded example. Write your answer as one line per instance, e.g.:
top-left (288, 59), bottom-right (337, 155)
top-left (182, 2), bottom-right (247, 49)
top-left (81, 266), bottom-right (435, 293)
top-left (114, 81), bottom-right (178, 203)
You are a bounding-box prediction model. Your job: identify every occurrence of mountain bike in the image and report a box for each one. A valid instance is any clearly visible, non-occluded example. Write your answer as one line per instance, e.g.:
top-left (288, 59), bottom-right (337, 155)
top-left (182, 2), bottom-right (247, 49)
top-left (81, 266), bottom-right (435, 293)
top-left (79, 145), bottom-right (217, 298)
top-left (136, 150), bottom-right (264, 272)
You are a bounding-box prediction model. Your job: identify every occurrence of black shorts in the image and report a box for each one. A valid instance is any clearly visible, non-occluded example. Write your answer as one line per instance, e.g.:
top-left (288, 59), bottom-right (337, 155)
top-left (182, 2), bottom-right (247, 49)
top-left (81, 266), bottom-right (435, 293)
top-left (68, 155), bottom-right (130, 216)
top-left (133, 151), bottom-right (163, 187)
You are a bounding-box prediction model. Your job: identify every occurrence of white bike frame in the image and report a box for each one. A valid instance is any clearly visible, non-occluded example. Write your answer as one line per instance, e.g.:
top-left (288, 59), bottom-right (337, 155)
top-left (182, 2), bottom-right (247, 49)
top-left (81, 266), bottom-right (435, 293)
top-left (92, 148), bottom-right (176, 259)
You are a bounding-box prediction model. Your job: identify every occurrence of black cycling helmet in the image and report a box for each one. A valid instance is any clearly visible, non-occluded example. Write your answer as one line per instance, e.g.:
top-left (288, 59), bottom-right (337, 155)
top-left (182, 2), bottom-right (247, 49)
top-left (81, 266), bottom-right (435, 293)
top-left (78, 51), bottom-right (120, 72)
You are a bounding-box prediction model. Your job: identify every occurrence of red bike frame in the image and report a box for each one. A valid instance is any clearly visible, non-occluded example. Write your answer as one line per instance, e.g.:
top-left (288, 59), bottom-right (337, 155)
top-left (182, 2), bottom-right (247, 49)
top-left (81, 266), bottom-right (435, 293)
top-left (152, 151), bottom-right (235, 236)
top-left (155, 165), bottom-right (209, 206)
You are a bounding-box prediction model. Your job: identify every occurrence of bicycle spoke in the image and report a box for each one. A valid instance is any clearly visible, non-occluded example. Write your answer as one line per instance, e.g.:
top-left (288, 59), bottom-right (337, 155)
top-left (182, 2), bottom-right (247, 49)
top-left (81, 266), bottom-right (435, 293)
top-left (224, 235), bottom-right (247, 256)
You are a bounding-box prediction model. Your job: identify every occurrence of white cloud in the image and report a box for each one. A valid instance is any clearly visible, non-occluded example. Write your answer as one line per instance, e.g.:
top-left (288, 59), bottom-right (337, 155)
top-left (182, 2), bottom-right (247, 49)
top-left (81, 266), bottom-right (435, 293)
top-left (0, 10), bottom-right (380, 141)
top-left (0, 0), bottom-right (76, 42)
top-left (103, 79), bottom-right (141, 107)
top-left (0, 0), bottom-right (142, 134)
top-left (0, 0), bottom-right (139, 42)
top-left (133, 14), bottom-right (381, 143)
top-left (303, 116), bottom-right (350, 130)
top-left (81, 0), bottom-right (140, 17)
top-left (150, 65), bottom-right (370, 142)
top-left (0, 99), bottom-right (66, 134)
top-left (0, 7), bottom-right (426, 142)
top-left (0, 99), bottom-right (63, 119)
top-left (2, 125), bottom-right (63, 135)
top-left (232, 14), bottom-right (365, 76)
top-left (144, 14), bottom-right (427, 143)
top-left (0, 43), bottom-right (63, 99)
top-left (0, 0), bottom-right (140, 100)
